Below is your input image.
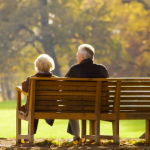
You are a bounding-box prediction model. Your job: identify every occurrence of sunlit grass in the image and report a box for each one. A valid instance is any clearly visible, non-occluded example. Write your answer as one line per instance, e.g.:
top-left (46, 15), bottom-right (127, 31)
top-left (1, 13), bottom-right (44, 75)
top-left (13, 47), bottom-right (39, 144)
top-left (0, 100), bottom-right (145, 138)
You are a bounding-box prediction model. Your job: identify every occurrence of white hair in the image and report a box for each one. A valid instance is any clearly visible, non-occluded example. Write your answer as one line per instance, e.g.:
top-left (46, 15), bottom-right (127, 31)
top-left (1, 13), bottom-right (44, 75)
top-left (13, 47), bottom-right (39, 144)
top-left (78, 44), bottom-right (95, 60)
top-left (34, 54), bottom-right (55, 72)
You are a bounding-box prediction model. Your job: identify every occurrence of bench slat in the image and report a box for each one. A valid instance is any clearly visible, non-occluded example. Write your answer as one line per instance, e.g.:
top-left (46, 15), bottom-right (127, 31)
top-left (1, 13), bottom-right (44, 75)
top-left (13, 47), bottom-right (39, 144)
top-left (35, 91), bottom-right (96, 96)
top-left (36, 86), bottom-right (96, 91)
top-left (121, 82), bottom-right (150, 86)
top-left (35, 100), bottom-right (95, 106)
top-left (36, 81), bottom-right (97, 86)
top-left (35, 106), bottom-right (95, 111)
top-left (35, 95), bottom-right (96, 101)
top-left (120, 97), bottom-right (150, 100)
top-left (120, 102), bottom-right (150, 105)
top-left (121, 87), bottom-right (150, 90)
top-left (120, 107), bottom-right (150, 111)
top-left (113, 92), bottom-right (150, 95)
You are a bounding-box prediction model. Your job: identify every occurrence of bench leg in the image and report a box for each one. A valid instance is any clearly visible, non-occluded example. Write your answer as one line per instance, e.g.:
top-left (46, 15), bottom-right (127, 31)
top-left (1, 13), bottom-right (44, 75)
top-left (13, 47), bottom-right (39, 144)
top-left (16, 117), bottom-right (21, 145)
top-left (112, 120), bottom-right (119, 144)
top-left (90, 120), bottom-right (95, 135)
top-left (146, 120), bottom-right (150, 139)
top-left (28, 120), bottom-right (34, 145)
top-left (95, 120), bottom-right (100, 143)
top-left (81, 120), bottom-right (86, 138)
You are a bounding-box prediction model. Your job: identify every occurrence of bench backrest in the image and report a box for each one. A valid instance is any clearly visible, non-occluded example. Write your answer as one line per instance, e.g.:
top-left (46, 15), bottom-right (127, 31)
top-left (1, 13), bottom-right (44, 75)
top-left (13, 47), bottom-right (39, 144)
top-left (28, 77), bottom-right (113, 115)
top-left (119, 79), bottom-right (150, 113)
top-left (28, 78), bottom-right (150, 118)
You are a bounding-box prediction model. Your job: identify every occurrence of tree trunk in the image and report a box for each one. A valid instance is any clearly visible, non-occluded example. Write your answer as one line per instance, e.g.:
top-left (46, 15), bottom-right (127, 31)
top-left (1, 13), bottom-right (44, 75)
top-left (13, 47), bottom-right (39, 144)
top-left (1, 82), bottom-right (7, 101)
top-left (5, 77), bottom-right (12, 100)
top-left (41, 38), bottom-right (61, 76)
top-left (39, 0), bottom-right (61, 76)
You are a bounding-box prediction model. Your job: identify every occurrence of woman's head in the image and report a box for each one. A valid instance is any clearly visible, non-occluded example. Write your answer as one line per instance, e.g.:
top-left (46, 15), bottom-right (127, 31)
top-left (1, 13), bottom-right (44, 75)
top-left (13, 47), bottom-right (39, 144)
top-left (34, 54), bottom-right (55, 72)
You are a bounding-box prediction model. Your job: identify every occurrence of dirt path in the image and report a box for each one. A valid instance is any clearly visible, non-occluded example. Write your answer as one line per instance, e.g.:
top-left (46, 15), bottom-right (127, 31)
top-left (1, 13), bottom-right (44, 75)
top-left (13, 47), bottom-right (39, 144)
top-left (1, 138), bottom-right (150, 150)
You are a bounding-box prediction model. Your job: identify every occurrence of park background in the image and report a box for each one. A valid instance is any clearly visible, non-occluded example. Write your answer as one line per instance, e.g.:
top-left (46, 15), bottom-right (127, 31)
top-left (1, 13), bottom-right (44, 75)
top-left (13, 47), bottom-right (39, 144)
top-left (0, 0), bottom-right (150, 139)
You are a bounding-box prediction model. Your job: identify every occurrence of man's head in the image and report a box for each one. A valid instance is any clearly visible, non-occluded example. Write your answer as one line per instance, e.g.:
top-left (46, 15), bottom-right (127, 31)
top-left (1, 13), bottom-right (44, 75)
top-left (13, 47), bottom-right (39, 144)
top-left (77, 44), bottom-right (95, 64)
top-left (34, 54), bottom-right (55, 72)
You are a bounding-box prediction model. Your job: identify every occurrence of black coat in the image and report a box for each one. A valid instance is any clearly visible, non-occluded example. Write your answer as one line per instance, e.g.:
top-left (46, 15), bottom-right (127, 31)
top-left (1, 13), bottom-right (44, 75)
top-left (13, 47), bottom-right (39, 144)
top-left (65, 58), bottom-right (109, 78)
top-left (65, 58), bottom-right (109, 136)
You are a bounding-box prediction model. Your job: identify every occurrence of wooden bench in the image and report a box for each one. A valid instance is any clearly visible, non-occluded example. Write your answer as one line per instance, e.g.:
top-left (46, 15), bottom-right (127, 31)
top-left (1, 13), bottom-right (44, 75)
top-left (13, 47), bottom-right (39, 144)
top-left (15, 77), bottom-right (150, 145)
top-left (89, 78), bottom-right (150, 143)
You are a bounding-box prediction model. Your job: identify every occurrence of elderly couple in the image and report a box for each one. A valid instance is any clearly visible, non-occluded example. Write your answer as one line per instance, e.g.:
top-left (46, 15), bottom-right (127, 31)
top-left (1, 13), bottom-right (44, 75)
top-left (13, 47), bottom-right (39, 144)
top-left (20, 44), bottom-right (109, 142)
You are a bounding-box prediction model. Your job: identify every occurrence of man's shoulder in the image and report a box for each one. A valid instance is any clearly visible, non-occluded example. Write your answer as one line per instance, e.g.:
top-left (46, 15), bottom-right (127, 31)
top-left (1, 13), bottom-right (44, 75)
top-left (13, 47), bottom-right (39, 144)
top-left (69, 64), bottom-right (81, 70)
top-left (94, 63), bottom-right (107, 69)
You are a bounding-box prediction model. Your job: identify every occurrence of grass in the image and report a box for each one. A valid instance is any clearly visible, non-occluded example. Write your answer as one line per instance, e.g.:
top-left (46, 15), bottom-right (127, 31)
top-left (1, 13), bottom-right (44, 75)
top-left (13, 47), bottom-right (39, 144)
top-left (0, 100), bottom-right (145, 139)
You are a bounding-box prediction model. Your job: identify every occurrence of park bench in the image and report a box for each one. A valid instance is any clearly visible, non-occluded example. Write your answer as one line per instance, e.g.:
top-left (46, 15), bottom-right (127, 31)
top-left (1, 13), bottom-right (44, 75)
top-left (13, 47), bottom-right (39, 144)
top-left (89, 78), bottom-right (150, 144)
top-left (15, 77), bottom-right (150, 145)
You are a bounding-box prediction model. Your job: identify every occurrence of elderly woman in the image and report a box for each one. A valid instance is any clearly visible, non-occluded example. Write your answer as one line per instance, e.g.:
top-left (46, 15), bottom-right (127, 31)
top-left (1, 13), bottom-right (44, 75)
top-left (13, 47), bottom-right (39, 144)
top-left (20, 54), bottom-right (56, 134)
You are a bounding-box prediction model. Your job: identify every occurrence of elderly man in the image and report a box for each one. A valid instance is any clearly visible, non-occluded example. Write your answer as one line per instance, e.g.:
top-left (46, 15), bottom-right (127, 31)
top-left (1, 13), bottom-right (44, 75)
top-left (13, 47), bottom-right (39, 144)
top-left (65, 44), bottom-right (109, 141)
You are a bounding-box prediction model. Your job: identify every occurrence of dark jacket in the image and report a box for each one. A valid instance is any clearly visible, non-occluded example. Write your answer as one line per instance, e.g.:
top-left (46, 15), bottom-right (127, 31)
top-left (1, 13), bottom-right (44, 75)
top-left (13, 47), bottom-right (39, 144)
top-left (22, 72), bottom-right (55, 92)
top-left (65, 58), bottom-right (109, 78)
top-left (66, 58), bottom-right (109, 135)
top-left (20, 72), bottom-right (56, 133)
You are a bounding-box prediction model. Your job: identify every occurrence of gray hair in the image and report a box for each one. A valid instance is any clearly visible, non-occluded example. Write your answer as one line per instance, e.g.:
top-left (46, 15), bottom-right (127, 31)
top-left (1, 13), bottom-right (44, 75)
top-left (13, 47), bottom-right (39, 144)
top-left (78, 44), bottom-right (95, 60)
top-left (34, 54), bottom-right (55, 72)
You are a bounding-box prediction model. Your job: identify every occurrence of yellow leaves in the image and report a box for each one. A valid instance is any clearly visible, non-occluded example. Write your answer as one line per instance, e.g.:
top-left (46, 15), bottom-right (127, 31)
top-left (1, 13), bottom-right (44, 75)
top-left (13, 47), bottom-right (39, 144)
top-left (86, 26), bottom-right (92, 31)
top-left (142, 40), bottom-right (146, 44)
top-left (100, 139), bottom-right (113, 145)
top-left (75, 33), bottom-right (79, 37)
top-left (21, 139), bottom-right (25, 143)
top-left (81, 138), bottom-right (86, 143)
top-left (91, 141), bottom-right (95, 144)
top-left (73, 140), bottom-right (78, 145)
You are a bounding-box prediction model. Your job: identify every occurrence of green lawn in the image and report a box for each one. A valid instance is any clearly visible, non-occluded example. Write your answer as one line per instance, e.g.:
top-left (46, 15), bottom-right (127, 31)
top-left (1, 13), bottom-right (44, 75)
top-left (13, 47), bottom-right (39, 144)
top-left (0, 100), bottom-right (145, 138)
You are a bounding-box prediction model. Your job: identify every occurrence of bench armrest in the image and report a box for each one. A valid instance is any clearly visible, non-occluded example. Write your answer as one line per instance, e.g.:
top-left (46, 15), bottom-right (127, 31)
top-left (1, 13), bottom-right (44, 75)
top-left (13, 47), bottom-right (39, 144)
top-left (15, 86), bottom-right (28, 110)
top-left (15, 86), bottom-right (28, 96)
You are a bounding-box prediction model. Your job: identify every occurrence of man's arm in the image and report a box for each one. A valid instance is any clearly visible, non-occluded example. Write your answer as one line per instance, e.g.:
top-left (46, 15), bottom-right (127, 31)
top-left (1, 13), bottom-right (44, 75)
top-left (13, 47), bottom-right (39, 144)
top-left (65, 67), bottom-right (75, 77)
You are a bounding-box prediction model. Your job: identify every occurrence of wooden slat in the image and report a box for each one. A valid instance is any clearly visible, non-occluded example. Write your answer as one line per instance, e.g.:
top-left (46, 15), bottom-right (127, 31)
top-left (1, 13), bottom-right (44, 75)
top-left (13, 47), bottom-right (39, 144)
top-left (102, 97), bottom-right (115, 101)
top-left (120, 97), bottom-right (150, 100)
top-left (120, 92), bottom-right (150, 95)
top-left (108, 91), bottom-right (150, 96)
top-left (119, 113), bottom-right (150, 119)
top-left (95, 81), bottom-right (101, 142)
top-left (121, 82), bottom-right (150, 86)
top-left (35, 106), bottom-right (95, 111)
top-left (35, 95), bottom-right (95, 101)
top-left (84, 135), bottom-right (113, 140)
top-left (121, 87), bottom-right (150, 91)
top-left (36, 81), bottom-right (97, 86)
top-left (100, 113), bottom-right (116, 120)
top-left (35, 100), bottom-right (95, 106)
top-left (101, 101), bottom-right (113, 105)
top-left (36, 85), bottom-right (96, 91)
top-left (112, 81), bottom-right (121, 144)
top-left (120, 102), bottom-right (150, 105)
top-left (120, 107), bottom-right (150, 111)
top-left (35, 91), bottom-right (96, 96)
top-left (35, 106), bottom-right (111, 112)
top-left (102, 87), bottom-right (118, 91)
top-left (34, 112), bottom-right (96, 120)
top-left (32, 77), bottom-right (109, 81)
top-left (102, 82), bottom-right (117, 86)
top-left (28, 79), bottom-right (36, 140)
top-left (18, 135), bottom-right (30, 139)
top-left (15, 86), bottom-right (28, 96)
